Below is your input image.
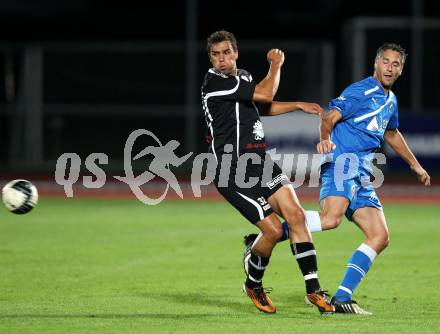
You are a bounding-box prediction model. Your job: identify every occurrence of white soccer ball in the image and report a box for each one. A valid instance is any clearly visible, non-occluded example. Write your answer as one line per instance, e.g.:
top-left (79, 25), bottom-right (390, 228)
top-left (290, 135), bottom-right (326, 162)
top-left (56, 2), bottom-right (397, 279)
top-left (2, 179), bottom-right (38, 214)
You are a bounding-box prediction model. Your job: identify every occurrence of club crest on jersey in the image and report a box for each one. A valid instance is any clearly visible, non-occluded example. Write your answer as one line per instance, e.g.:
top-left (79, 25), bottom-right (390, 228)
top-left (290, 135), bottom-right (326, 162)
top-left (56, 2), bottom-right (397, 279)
top-left (388, 103), bottom-right (394, 113)
top-left (253, 120), bottom-right (265, 140)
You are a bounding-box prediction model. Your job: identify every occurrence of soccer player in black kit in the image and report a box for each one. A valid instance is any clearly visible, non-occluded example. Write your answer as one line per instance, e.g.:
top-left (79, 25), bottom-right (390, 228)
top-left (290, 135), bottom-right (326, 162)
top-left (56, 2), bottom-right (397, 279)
top-left (201, 30), bottom-right (334, 314)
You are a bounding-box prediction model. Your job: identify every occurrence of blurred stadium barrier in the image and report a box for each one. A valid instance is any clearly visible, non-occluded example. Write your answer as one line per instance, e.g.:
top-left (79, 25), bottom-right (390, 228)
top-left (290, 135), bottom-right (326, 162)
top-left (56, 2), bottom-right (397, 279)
top-left (0, 178), bottom-right (437, 204)
top-left (0, 40), bottom-right (333, 172)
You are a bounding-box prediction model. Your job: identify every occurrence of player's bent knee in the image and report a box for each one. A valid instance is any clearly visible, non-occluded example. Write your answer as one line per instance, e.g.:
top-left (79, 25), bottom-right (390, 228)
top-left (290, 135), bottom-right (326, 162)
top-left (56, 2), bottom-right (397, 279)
top-left (285, 208), bottom-right (306, 230)
top-left (321, 212), bottom-right (344, 230)
top-left (265, 226), bottom-right (283, 243)
top-left (260, 220), bottom-right (283, 243)
top-left (369, 234), bottom-right (390, 253)
top-left (378, 235), bottom-right (390, 251)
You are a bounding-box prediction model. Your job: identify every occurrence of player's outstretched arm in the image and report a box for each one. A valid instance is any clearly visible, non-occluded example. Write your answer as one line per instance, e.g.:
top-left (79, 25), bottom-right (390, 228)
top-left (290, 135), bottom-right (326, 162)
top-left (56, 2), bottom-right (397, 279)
top-left (253, 49), bottom-right (284, 103)
top-left (384, 129), bottom-right (431, 186)
top-left (316, 109), bottom-right (341, 154)
top-left (259, 101), bottom-right (323, 116)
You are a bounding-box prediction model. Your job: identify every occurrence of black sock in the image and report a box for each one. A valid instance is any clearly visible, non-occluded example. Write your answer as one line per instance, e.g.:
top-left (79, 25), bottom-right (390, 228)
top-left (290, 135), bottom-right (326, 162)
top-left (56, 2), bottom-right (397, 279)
top-left (246, 252), bottom-right (269, 288)
top-left (291, 242), bottom-right (320, 293)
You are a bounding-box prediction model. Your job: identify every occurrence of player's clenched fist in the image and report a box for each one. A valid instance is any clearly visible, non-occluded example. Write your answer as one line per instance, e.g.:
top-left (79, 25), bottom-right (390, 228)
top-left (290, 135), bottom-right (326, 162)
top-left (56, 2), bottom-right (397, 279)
top-left (316, 139), bottom-right (336, 154)
top-left (267, 49), bottom-right (284, 66)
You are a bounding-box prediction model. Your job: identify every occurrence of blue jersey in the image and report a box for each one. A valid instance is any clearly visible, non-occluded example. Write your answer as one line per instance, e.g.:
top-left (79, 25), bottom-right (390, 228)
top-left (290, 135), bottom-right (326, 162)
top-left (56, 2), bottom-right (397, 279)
top-left (328, 76), bottom-right (399, 160)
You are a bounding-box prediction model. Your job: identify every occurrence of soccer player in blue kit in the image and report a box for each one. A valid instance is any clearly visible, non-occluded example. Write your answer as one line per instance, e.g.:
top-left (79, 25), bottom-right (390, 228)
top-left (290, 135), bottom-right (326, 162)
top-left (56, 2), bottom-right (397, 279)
top-left (244, 42), bottom-right (431, 314)
top-left (313, 42), bottom-right (430, 314)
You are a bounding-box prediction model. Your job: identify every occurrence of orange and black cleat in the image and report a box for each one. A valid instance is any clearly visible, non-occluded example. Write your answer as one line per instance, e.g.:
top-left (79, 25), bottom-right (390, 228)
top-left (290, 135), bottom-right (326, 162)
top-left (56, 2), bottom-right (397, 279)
top-left (306, 290), bottom-right (335, 314)
top-left (243, 282), bottom-right (276, 314)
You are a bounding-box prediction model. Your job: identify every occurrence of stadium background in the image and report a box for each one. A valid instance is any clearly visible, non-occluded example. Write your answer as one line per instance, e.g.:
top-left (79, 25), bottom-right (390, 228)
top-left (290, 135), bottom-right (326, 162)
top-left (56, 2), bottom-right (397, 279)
top-left (0, 0), bottom-right (439, 201)
top-left (0, 1), bottom-right (439, 333)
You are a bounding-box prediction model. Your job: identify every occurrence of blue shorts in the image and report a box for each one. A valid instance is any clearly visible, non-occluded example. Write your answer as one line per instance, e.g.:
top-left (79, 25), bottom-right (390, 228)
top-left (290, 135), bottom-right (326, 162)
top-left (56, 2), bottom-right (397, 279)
top-left (319, 162), bottom-right (382, 221)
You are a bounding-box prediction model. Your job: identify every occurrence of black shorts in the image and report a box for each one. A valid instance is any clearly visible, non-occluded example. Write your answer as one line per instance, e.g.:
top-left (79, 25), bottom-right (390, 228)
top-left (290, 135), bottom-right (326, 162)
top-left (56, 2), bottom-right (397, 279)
top-left (214, 155), bottom-right (289, 224)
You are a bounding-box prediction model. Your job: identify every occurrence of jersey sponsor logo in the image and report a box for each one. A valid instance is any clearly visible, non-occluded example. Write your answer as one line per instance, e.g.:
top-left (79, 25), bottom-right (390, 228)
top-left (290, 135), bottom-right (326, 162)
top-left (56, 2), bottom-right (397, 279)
top-left (380, 118), bottom-right (389, 131)
top-left (267, 173), bottom-right (289, 189)
top-left (244, 143), bottom-right (267, 149)
top-left (253, 120), bottom-right (265, 140)
top-left (354, 94), bottom-right (393, 123)
top-left (366, 116), bottom-right (380, 131)
top-left (366, 113), bottom-right (391, 133)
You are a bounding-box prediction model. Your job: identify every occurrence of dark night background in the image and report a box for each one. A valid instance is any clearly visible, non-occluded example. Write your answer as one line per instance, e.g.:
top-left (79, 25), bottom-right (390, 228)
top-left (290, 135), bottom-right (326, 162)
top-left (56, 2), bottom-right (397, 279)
top-left (0, 0), bottom-right (439, 174)
top-left (1, 1), bottom-right (439, 40)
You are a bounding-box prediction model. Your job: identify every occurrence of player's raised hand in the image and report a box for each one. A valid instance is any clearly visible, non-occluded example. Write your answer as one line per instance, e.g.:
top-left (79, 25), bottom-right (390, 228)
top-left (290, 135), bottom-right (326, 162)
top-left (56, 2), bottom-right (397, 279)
top-left (267, 49), bottom-right (284, 66)
top-left (316, 139), bottom-right (336, 154)
top-left (412, 166), bottom-right (431, 186)
top-left (297, 102), bottom-right (324, 116)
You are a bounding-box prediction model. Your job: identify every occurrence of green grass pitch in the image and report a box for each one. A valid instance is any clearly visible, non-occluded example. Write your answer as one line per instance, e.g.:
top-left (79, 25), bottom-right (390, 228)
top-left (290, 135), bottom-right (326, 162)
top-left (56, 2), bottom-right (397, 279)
top-left (0, 198), bottom-right (439, 333)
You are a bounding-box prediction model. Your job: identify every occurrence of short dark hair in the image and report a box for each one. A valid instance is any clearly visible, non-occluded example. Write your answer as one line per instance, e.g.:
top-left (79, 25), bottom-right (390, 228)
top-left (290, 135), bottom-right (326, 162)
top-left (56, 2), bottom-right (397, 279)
top-left (206, 30), bottom-right (238, 53)
top-left (376, 42), bottom-right (407, 65)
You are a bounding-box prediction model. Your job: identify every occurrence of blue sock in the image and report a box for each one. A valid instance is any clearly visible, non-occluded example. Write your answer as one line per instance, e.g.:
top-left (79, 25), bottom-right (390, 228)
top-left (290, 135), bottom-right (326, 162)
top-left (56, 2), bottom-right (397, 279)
top-left (334, 243), bottom-right (377, 302)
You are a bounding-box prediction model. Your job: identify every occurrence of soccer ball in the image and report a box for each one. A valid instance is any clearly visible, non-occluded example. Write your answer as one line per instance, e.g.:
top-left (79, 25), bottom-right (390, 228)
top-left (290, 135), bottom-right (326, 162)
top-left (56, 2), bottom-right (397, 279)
top-left (2, 179), bottom-right (38, 214)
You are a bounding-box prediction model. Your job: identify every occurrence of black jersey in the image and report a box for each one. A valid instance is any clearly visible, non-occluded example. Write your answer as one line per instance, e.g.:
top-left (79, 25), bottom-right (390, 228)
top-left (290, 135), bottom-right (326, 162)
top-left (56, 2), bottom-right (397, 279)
top-left (201, 68), bottom-right (267, 165)
top-left (200, 68), bottom-right (289, 223)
